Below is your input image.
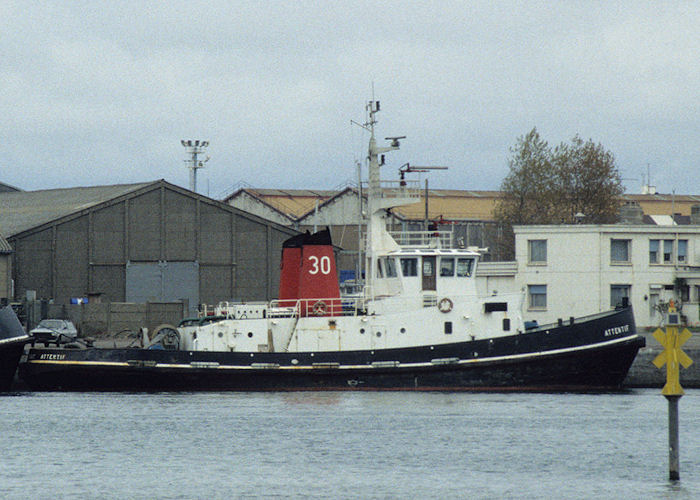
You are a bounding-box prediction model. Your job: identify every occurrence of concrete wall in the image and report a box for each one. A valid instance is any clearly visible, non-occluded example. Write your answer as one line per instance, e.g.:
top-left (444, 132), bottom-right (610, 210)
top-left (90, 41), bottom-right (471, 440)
top-left (44, 301), bottom-right (187, 337)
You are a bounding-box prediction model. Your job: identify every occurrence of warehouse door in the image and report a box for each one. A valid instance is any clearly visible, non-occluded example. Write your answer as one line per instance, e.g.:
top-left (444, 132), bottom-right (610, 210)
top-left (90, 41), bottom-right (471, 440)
top-left (126, 261), bottom-right (198, 314)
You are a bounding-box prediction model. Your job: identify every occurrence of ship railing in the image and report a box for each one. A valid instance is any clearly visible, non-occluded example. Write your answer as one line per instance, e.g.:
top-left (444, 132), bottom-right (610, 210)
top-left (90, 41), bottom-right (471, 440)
top-left (206, 301), bottom-right (270, 319)
top-left (360, 229), bottom-right (454, 250)
top-left (389, 230), bottom-right (453, 248)
top-left (270, 296), bottom-right (367, 318)
top-left (361, 180), bottom-right (421, 200)
top-left (379, 180), bottom-right (421, 200)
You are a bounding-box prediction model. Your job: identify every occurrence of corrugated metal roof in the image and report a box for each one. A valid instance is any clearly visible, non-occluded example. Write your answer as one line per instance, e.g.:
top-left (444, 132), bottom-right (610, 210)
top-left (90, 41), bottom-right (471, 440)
top-left (0, 181), bottom-right (22, 193)
top-left (229, 187), bottom-right (700, 223)
top-left (393, 192), bottom-right (502, 220)
top-left (245, 188), bottom-right (504, 220)
top-left (245, 189), bottom-right (337, 218)
top-left (0, 182), bottom-right (155, 237)
top-left (0, 233), bottom-right (11, 253)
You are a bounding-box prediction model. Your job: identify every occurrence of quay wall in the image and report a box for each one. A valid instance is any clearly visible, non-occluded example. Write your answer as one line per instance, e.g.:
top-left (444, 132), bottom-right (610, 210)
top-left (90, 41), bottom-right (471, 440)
top-left (624, 329), bottom-right (700, 388)
top-left (42, 301), bottom-right (186, 338)
top-left (625, 347), bottom-right (700, 388)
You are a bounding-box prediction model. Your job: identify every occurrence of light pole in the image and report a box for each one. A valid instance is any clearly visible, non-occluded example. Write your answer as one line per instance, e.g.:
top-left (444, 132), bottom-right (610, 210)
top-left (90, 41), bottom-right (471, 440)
top-left (180, 140), bottom-right (209, 193)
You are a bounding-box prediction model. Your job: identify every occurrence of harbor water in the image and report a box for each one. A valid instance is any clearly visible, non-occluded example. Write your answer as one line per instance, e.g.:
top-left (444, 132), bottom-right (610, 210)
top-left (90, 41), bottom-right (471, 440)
top-left (2, 389), bottom-right (700, 499)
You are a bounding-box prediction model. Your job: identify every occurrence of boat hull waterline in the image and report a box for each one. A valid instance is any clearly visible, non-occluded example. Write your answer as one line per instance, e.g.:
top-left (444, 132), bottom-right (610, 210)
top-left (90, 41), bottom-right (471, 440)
top-left (0, 306), bottom-right (30, 391)
top-left (19, 308), bottom-right (645, 391)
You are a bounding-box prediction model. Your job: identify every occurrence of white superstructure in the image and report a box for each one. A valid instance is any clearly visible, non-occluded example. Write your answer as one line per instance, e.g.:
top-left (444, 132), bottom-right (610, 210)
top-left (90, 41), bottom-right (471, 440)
top-left (183, 102), bottom-right (525, 353)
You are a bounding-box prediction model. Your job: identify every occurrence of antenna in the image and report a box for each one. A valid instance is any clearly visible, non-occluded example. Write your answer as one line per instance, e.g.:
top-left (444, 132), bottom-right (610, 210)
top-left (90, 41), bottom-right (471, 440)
top-left (641, 162), bottom-right (656, 195)
top-left (398, 163), bottom-right (448, 182)
top-left (181, 140), bottom-right (210, 193)
top-left (385, 136), bottom-right (406, 148)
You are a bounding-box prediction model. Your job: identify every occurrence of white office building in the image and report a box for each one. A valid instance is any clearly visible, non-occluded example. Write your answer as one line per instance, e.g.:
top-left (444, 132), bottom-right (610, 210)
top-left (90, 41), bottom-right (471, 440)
top-left (514, 223), bottom-right (700, 330)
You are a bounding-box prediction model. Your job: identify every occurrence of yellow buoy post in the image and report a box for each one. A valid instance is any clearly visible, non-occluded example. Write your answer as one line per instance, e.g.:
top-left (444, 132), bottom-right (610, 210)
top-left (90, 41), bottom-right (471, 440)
top-left (652, 300), bottom-right (693, 481)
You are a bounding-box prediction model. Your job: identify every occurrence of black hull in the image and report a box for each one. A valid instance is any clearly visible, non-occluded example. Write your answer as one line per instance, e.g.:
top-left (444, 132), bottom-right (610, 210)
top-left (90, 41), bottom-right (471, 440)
top-left (19, 308), bottom-right (645, 392)
top-left (0, 305), bottom-right (29, 392)
top-left (1, 340), bottom-right (27, 392)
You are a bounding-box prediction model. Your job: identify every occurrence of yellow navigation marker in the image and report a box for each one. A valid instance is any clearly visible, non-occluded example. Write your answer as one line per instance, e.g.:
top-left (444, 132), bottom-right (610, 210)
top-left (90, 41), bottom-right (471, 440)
top-left (652, 301), bottom-right (693, 396)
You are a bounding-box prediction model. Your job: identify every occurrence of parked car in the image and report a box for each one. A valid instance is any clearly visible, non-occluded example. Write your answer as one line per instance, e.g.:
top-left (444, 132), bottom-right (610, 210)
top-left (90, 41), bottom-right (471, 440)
top-left (30, 319), bottom-right (78, 346)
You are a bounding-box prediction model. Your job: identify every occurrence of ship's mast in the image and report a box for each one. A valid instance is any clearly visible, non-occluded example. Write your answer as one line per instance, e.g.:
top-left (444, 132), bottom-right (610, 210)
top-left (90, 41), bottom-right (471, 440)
top-left (364, 101), bottom-right (403, 299)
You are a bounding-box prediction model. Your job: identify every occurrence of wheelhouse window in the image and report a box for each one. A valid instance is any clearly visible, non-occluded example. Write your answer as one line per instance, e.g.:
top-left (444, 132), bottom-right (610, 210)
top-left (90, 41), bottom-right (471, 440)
top-left (439, 257), bottom-right (455, 277)
top-left (422, 258), bottom-right (434, 276)
top-left (400, 257), bottom-right (418, 277)
top-left (610, 239), bottom-right (631, 264)
top-left (528, 284), bottom-right (547, 310)
top-left (456, 258), bottom-right (474, 277)
top-left (610, 284), bottom-right (631, 308)
top-left (383, 257), bottom-right (397, 278)
top-left (528, 240), bottom-right (547, 264)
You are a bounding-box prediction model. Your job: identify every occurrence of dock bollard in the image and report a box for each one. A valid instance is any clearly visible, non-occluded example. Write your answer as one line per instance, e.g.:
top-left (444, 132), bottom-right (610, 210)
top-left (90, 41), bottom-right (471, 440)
top-left (652, 300), bottom-right (693, 481)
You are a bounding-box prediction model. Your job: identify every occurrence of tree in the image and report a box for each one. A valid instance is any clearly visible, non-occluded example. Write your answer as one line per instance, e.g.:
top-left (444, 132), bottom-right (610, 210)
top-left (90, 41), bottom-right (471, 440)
top-left (553, 135), bottom-right (623, 224)
top-left (494, 128), bottom-right (624, 258)
top-left (495, 128), bottom-right (558, 226)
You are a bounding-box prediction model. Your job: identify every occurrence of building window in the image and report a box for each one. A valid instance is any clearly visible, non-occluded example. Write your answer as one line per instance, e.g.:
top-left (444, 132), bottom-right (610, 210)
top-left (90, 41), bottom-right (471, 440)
top-left (528, 240), bottom-right (547, 264)
top-left (610, 239), bottom-right (631, 264)
top-left (649, 239), bottom-right (659, 264)
top-left (528, 284), bottom-right (547, 310)
top-left (678, 240), bottom-right (688, 263)
top-left (663, 240), bottom-right (674, 263)
top-left (400, 258), bottom-right (418, 277)
top-left (652, 239), bottom-right (689, 265)
top-left (611, 284), bottom-right (631, 308)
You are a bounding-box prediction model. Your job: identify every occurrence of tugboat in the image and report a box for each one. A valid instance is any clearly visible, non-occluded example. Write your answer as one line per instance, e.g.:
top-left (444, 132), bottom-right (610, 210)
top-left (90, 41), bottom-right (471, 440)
top-left (1, 305), bottom-right (30, 391)
top-left (18, 101), bottom-right (645, 391)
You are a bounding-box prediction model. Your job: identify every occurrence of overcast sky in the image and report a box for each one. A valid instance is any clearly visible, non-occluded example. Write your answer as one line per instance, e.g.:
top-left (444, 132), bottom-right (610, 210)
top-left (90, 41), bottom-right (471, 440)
top-left (3, 2), bottom-right (699, 197)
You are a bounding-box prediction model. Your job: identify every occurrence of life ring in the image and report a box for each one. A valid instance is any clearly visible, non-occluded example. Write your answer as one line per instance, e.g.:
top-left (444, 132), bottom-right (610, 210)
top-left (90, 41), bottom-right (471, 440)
top-left (438, 297), bottom-right (453, 313)
top-left (312, 300), bottom-right (328, 316)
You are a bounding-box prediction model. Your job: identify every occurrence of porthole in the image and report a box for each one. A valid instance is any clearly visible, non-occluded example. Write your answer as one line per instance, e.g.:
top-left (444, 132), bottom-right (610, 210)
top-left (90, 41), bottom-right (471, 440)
top-left (376, 332), bottom-right (381, 337)
top-left (218, 332), bottom-right (224, 338)
top-left (400, 328), bottom-right (406, 334)
top-left (360, 328), bottom-right (365, 334)
top-left (291, 358), bottom-right (299, 365)
top-left (247, 332), bottom-right (253, 338)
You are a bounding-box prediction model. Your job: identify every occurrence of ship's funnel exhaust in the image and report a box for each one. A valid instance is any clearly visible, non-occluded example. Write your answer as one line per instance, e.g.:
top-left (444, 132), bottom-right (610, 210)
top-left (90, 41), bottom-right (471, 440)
top-left (279, 228), bottom-right (341, 316)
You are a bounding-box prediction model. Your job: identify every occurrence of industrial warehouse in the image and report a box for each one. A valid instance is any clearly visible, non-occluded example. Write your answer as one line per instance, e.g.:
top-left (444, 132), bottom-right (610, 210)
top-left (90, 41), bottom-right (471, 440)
top-left (0, 180), bottom-right (296, 331)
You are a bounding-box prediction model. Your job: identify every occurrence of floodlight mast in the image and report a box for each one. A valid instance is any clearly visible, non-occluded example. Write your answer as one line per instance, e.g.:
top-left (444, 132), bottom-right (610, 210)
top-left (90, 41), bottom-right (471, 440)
top-left (180, 139), bottom-right (210, 192)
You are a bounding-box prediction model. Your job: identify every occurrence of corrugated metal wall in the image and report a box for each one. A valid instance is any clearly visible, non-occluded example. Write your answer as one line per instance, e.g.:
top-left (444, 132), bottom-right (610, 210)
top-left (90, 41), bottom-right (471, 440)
top-left (10, 182), bottom-right (295, 306)
top-left (126, 261), bottom-right (199, 315)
